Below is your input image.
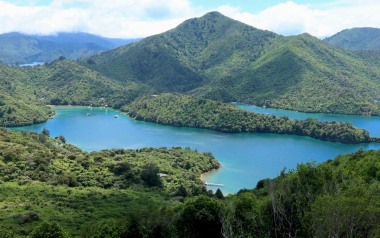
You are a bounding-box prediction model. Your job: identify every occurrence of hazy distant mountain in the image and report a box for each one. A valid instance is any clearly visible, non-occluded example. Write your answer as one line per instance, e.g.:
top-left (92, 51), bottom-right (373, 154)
top-left (0, 32), bottom-right (140, 64)
top-left (324, 27), bottom-right (380, 51)
top-left (82, 12), bottom-right (380, 115)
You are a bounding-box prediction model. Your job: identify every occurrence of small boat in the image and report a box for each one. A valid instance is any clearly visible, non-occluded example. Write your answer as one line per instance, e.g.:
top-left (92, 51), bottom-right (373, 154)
top-left (86, 113), bottom-right (91, 116)
top-left (114, 115), bottom-right (119, 118)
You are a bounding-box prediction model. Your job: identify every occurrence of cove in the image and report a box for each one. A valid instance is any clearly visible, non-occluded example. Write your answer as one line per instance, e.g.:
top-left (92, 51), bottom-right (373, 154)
top-left (12, 106), bottom-right (380, 194)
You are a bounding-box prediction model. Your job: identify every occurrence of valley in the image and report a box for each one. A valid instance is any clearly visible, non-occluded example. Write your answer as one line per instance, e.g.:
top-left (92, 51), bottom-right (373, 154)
top-left (0, 9), bottom-right (380, 238)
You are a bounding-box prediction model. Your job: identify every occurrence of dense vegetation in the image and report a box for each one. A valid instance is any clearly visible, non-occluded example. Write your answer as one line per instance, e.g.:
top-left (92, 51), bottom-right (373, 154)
top-left (219, 149), bottom-right (380, 237)
top-left (0, 32), bottom-right (138, 65)
top-left (0, 59), bottom-right (151, 126)
top-left (123, 94), bottom-right (374, 144)
top-left (0, 128), bottom-right (219, 192)
top-left (82, 12), bottom-right (380, 115)
top-left (1, 12), bottom-right (380, 128)
top-left (1, 128), bottom-right (379, 237)
top-left (0, 64), bottom-right (53, 126)
top-left (0, 128), bottom-right (219, 237)
top-left (324, 27), bottom-right (380, 51)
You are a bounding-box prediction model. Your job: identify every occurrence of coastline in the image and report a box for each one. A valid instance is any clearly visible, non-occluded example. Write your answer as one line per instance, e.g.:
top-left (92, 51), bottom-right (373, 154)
top-left (200, 166), bottom-right (221, 182)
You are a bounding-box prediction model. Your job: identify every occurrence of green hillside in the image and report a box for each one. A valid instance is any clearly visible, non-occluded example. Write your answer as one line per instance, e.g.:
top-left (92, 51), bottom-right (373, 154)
top-left (201, 33), bottom-right (380, 115)
top-left (0, 128), bottom-right (219, 237)
top-left (31, 59), bottom-right (151, 108)
top-left (0, 128), bottom-right (379, 237)
top-left (324, 27), bottom-right (380, 51)
top-left (0, 59), bottom-right (151, 126)
top-left (0, 64), bottom-right (52, 126)
top-left (82, 12), bottom-right (380, 115)
top-left (82, 11), bottom-right (278, 92)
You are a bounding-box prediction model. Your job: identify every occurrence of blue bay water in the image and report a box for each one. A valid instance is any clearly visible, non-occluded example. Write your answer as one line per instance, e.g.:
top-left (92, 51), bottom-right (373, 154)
top-left (12, 106), bottom-right (380, 194)
top-left (238, 104), bottom-right (380, 137)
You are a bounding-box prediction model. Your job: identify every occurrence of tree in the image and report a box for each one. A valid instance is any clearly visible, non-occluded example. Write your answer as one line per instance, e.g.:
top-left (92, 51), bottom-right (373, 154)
top-left (176, 184), bottom-right (188, 197)
top-left (56, 135), bottom-right (66, 144)
top-left (141, 163), bottom-right (163, 188)
top-left (0, 228), bottom-right (15, 238)
top-left (42, 128), bottom-right (50, 137)
top-left (215, 188), bottom-right (224, 199)
top-left (92, 219), bottom-right (129, 238)
top-left (30, 221), bottom-right (68, 238)
top-left (177, 195), bottom-right (223, 238)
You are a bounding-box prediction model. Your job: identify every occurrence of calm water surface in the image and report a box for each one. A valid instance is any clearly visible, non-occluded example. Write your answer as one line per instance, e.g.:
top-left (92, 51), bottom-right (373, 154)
top-left (238, 104), bottom-right (380, 137)
top-left (13, 106), bottom-right (380, 194)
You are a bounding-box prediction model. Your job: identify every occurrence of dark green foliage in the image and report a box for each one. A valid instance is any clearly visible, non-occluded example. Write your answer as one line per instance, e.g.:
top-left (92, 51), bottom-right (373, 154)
top-left (177, 195), bottom-right (223, 238)
top-left (0, 228), bottom-right (16, 238)
top-left (255, 150), bottom-right (380, 237)
top-left (324, 27), bottom-right (380, 51)
top-left (56, 135), bottom-right (66, 144)
top-left (215, 188), bottom-right (224, 199)
top-left (176, 184), bottom-right (188, 197)
top-left (0, 128), bottom-right (219, 237)
top-left (91, 220), bottom-right (128, 238)
top-left (41, 127), bottom-right (50, 136)
top-left (221, 192), bottom-right (267, 237)
top-left (141, 163), bottom-right (163, 188)
top-left (30, 221), bottom-right (68, 238)
top-left (123, 94), bottom-right (373, 144)
top-left (0, 128), bottom-right (219, 191)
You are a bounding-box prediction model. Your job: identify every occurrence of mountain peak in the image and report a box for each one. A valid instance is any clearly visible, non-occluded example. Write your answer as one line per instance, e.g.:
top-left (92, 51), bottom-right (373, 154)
top-left (324, 27), bottom-right (380, 50)
top-left (177, 11), bottom-right (230, 28)
top-left (200, 11), bottom-right (225, 19)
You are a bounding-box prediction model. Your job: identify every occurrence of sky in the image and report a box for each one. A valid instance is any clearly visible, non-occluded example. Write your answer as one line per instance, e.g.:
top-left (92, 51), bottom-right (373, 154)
top-left (0, 0), bottom-right (379, 38)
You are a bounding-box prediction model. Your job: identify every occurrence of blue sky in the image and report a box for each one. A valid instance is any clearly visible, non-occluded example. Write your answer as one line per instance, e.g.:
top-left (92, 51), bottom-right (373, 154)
top-left (190, 0), bottom-right (325, 13)
top-left (0, 0), bottom-right (379, 38)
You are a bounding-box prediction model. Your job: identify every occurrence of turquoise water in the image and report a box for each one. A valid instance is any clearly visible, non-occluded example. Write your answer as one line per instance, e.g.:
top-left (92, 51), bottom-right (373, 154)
top-left (12, 106), bottom-right (380, 194)
top-left (238, 104), bottom-right (380, 137)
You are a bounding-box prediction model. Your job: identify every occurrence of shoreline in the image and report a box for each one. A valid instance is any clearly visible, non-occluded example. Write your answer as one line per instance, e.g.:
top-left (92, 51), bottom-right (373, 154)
top-left (200, 166), bottom-right (221, 182)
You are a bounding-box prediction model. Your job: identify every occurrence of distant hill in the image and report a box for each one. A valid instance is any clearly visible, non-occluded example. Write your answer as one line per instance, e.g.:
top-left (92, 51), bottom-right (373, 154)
top-left (0, 32), bottom-right (140, 64)
top-left (324, 27), bottom-right (380, 51)
top-left (82, 12), bottom-right (380, 115)
top-left (0, 58), bottom-right (150, 126)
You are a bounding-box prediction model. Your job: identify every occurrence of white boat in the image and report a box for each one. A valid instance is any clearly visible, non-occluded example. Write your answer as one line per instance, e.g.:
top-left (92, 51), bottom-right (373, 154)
top-left (114, 115), bottom-right (119, 118)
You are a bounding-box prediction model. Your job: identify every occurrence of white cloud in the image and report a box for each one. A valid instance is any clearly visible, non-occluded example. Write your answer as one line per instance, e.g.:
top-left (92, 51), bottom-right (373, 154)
top-left (216, 1), bottom-right (380, 38)
top-left (0, 0), bottom-right (201, 37)
top-left (0, 0), bottom-right (379, 38)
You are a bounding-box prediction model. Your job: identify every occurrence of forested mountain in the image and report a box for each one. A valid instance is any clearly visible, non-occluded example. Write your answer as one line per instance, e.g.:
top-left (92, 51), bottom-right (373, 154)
top-left (0, 58), bottom-right (150, 126)
top-left (82, 11), bottom-right (278, 92)
top-left (0, 32), bottom-right (139, 64)
top-left (206, 33), bottom-right (380, 115)
top-left (82, 12), bottom-right (380, 115)
top-left (1, 11), bottom-right (380, 127)
top-left (324, 27), bottom-right (380, 51)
